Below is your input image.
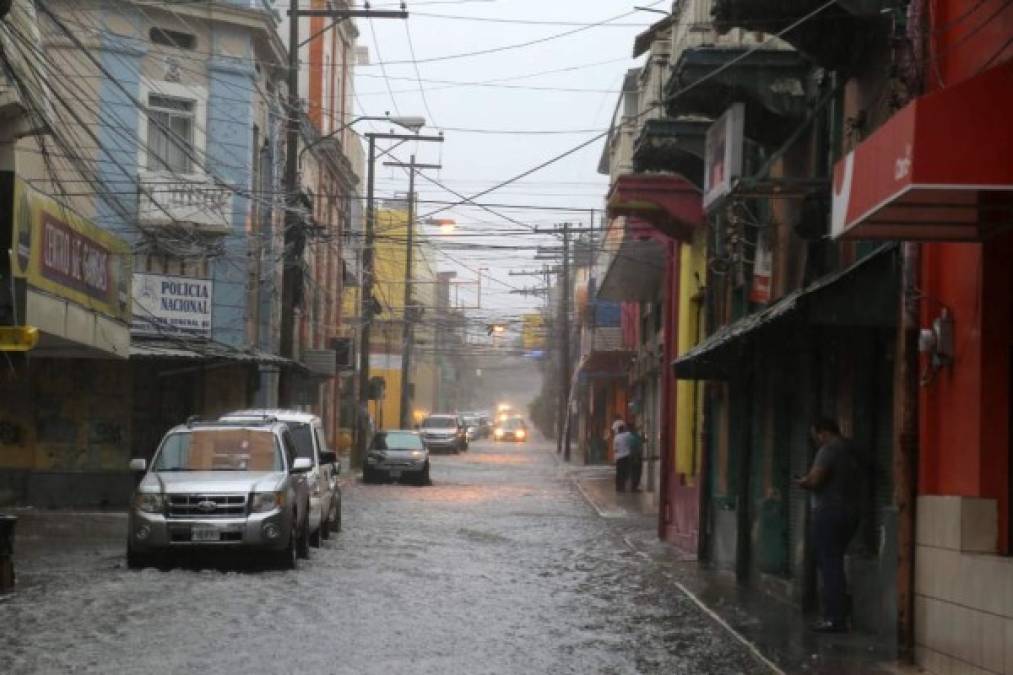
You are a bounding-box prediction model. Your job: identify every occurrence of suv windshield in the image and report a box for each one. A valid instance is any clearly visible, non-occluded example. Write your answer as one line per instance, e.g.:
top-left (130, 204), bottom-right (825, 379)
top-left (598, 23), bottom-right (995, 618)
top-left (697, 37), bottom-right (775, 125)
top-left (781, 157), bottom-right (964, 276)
top-left (372, 431), bottom-right (423, 450)
top-left (422, 416), bottom-right (456, 429)
top-left (502, 418), bottom-right (525, 430)
top-left (152, 429), bottom-right (283, 472)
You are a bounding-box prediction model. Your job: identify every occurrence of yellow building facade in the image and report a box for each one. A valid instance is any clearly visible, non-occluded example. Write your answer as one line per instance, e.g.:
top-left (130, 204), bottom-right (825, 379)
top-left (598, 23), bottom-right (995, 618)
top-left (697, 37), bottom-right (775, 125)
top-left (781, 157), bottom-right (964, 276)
top-left (674, 229), bottom-right (707, 478)
top-left (364, 204), bottom-right (440, 430)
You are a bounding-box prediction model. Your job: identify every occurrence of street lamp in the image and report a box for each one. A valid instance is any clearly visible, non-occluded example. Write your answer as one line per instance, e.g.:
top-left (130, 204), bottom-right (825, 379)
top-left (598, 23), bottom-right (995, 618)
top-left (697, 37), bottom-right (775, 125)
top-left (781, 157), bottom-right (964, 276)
top-left (298, 113), bottom-right (425, 167)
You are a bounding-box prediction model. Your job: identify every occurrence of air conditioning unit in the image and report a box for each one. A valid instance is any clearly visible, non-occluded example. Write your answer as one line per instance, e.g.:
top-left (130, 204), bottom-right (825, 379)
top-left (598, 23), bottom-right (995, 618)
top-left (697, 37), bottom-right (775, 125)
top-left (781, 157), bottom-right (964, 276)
top-left (330, 337), bottom-right (354, 370)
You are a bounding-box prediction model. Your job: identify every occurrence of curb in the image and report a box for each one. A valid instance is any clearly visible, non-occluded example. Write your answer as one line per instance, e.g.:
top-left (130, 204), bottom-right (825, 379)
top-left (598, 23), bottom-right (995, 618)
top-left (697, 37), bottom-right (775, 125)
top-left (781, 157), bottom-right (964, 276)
top-left (616, 531), bottom-right (786, 675)
top-left (574, 479), bottom-right (625, 519)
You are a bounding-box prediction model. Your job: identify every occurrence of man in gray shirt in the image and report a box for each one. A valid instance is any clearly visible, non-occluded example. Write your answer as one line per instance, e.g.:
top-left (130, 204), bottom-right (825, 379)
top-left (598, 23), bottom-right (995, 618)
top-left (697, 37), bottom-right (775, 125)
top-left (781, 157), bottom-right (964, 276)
top-left (795, 418), bottom-right (862, 633)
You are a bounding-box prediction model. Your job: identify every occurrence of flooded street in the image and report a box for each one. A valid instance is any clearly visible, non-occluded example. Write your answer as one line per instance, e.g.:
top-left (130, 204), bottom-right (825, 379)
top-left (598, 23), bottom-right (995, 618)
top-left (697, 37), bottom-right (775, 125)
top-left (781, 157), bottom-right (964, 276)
top-left (1, 440), bottom-right (768, 675)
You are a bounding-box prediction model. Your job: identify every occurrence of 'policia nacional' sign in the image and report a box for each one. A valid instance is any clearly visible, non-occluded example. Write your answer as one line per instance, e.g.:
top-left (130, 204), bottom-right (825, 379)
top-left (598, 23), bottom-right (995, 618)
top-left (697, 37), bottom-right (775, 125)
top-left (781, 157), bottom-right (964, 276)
top-left (131, 273), bottom-right (213, 337)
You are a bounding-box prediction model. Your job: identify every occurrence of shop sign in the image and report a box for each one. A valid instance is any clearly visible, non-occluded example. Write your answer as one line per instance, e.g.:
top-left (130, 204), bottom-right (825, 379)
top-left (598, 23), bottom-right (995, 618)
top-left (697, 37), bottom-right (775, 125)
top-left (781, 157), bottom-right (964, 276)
top-left (831, 59), bottom-right (1013, 241)
top-left (131, 273), bottom-right (213, 337)
top-left (703, 103), bottom-right (745, 210)
top-left (10, 178), bottom-right (131, 322)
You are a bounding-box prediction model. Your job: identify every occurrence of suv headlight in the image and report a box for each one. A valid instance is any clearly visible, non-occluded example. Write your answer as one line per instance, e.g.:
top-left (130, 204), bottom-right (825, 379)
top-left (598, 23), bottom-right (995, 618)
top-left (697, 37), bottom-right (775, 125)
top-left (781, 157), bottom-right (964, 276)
top-left (367, 452), bottom-right (385, 464)
top-left (251, 491), bottom-right (284, 513)
top-left (133, 493), bottom-right (166, 513)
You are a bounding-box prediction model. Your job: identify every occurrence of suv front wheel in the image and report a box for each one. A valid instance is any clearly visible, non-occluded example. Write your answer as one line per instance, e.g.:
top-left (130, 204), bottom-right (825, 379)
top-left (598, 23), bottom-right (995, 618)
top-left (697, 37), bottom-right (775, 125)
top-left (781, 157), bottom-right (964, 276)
top-left (272, 532), bottom-right (297, 570)
top-left (126, 540), bottom-right (158, 570)
top-left (296, 513), bottom-right (311, 559)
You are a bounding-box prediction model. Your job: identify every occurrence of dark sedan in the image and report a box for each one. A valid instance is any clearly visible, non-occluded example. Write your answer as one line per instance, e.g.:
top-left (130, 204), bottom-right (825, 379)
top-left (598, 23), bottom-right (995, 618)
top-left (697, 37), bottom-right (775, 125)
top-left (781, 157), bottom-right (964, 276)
top-left (364, 431), bottom-right (430, 485)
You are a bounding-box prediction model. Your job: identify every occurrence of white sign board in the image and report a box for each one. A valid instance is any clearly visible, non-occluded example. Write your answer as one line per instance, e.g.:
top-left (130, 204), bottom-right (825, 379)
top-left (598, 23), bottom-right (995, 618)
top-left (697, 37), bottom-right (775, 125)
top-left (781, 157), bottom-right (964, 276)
top-left (703, 102), bottom-right (745, 210)
top-left (132, 273), bottom-right (213, 337)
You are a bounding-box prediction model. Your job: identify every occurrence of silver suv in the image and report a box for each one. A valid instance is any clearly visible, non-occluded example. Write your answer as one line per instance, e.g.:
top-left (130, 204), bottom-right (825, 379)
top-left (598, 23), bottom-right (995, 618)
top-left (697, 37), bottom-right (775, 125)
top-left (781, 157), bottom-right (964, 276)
top-left (126, 418), bottom-right (312, 569)
top-left (222, 410), bottom-right (342, 546)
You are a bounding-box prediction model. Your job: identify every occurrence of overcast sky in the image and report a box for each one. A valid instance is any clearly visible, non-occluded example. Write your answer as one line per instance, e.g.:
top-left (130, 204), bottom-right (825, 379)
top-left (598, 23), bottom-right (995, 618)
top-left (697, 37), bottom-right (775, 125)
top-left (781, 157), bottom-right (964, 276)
top-left (350, 0), bottom-right (664, 329)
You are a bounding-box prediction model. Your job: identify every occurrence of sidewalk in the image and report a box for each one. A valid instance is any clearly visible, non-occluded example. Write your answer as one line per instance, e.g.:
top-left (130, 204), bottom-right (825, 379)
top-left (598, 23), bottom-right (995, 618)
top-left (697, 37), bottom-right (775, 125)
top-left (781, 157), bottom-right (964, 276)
top-left (572, 469), bottom-right (917, 675)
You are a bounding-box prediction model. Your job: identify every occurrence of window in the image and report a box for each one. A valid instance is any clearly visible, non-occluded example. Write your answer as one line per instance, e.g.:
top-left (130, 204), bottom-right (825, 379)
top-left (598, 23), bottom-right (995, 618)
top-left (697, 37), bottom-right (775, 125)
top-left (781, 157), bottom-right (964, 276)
top-left (314, 425), bottom-right (330, 455)
top-left (152, 430), bottom-right (283, 472)
top-left (147, 94), bottom-right (194, 173)
top-left (623, 90), bottom-right (639, 118)
top-left (150, 28), bottom-right (196, 50)
top-left (287, 422), bottom-right (315, 460)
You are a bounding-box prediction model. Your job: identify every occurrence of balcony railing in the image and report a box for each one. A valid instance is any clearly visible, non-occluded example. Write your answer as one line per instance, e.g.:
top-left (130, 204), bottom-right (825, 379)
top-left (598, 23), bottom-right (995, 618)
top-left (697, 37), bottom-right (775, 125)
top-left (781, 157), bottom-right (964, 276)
top-left (137, 172), bottom-right (234, 233)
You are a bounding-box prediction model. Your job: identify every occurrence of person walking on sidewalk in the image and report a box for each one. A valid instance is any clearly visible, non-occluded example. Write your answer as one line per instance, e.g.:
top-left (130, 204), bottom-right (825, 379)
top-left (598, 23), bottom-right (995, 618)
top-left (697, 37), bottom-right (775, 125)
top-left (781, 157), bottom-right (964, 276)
top-left (625, 421), bottom-right (644, 492)
top-left (795, 418), bottom-right (862, 633)
top-left (613, 423), bottom-right (631, 492)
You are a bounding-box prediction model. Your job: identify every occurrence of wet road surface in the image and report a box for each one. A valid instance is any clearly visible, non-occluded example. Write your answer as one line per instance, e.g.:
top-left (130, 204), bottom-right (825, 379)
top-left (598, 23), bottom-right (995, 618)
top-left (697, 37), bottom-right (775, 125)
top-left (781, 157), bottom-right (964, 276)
top-left (1, 439), bottom-right (769, 674)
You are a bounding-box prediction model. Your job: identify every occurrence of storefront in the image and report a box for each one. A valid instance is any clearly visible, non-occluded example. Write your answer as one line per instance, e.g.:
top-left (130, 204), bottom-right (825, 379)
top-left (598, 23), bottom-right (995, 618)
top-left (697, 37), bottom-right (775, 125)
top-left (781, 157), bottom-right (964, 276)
top-left (676, 245), bottom-right (899, 628)
top-left (832, 54), bottom-right (1013, 673)
top-left (604, 176), bottom-right (704, 544)
top-left (0, 175), bottom-right (133, 506)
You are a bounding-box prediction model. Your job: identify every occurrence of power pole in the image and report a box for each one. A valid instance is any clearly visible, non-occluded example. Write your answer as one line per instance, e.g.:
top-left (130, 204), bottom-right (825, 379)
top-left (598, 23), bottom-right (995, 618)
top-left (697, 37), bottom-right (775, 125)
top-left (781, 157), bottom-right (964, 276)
top-left (281, 1), bottom-right (407, 399)
top-left (355, 132), bottom-right (443, 467)
top-left (558, 223), bottom-right (571, 460)
top-left (383, 156), bottom-right (442, 429)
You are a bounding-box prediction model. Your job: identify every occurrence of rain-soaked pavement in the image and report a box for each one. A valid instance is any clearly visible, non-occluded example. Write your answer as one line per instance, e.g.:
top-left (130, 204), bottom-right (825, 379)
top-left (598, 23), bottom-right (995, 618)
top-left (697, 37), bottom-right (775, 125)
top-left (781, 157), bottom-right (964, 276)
top-left (0, 439), bottom-right (770, 675)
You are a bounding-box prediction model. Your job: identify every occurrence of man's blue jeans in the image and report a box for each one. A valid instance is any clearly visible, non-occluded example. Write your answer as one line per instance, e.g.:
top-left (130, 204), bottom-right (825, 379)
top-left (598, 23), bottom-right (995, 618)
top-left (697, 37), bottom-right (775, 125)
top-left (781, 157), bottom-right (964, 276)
top-left (812, 506), bottom-right (859, 624)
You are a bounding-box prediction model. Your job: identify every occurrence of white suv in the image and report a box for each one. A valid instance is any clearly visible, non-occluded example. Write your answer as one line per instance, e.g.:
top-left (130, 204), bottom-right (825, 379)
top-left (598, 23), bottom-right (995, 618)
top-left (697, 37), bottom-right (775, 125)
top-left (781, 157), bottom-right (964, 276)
top-left (222, 410), bottom-right (342, 547)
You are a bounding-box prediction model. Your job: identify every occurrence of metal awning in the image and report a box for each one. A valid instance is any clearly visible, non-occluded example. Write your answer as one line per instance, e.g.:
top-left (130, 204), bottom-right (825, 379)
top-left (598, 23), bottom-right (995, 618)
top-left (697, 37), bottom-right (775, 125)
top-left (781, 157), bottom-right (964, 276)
top-left (597, 222), bottom-right (668, 303)
top-left (832, 60), bottom-right (1013, 242)
top-left (607, 173), bottom-right (703, 241)
top-left (130, 337), bottom-right (303, 370)
top-left (673, 244), bottom-right (898, 379)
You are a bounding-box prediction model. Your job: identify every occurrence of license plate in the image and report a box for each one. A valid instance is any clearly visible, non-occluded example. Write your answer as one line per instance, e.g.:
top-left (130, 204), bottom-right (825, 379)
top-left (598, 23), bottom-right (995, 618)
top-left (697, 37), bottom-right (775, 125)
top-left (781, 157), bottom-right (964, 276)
top-left (389, 469), bottom-right (402, 479)
top-left (191, 526), bottom-right (221, 542)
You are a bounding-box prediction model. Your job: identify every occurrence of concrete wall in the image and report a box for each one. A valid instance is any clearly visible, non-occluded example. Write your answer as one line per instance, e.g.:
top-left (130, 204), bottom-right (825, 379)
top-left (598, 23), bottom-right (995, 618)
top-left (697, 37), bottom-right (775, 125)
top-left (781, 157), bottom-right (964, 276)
top-left (0, 359), bottom-right (133, 507)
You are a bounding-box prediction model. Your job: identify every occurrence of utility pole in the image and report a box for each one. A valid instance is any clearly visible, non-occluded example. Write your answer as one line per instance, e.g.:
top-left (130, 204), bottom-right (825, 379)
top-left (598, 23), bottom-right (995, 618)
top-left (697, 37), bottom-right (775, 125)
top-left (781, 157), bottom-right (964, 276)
top-left (383, 156), bottom-right (442, 429)
top-left (355, 132), bottom-right (443, 467)
top-left (558, 223), bottom-right (571, 460)
top-left (281, 1), bottom-right (407, 397)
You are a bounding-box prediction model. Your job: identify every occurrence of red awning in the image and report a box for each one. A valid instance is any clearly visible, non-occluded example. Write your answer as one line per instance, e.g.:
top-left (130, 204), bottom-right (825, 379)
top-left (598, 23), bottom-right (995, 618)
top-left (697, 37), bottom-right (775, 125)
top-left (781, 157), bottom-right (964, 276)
top-left (607, 173), bottom-right (704, 241)
top-left (832, 60), bottom-right (1013, 241)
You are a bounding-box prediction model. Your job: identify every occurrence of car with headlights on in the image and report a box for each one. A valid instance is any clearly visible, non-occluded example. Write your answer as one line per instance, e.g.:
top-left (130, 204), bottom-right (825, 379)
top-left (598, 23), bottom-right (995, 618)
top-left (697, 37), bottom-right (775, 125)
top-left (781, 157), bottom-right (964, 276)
top-left (494, 417), bottom-right (528, 442)
top-left (461, 414), bottom-right (481, 442)
top-left (419, 414), bottom-right (467, 453)
top-left (126, 418), bottom-right (312, 570)
top-left (221, 409), bottom-right (342, 547)
top-left (363, 431), bottom-right (430, 485)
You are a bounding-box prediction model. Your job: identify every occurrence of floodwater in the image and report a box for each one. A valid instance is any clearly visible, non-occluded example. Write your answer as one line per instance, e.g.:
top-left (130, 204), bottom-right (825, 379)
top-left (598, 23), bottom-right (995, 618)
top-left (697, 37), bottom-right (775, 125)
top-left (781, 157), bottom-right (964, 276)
top-left (0, 440), bottom-right (769, 674)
